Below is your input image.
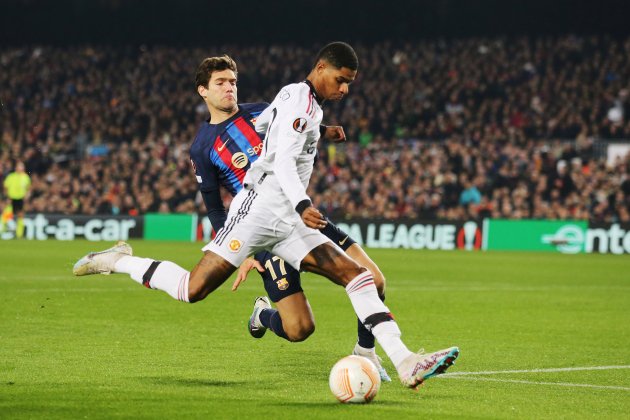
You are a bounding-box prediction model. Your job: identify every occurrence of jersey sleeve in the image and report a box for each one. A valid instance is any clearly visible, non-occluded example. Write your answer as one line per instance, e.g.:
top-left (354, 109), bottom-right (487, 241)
top-left (190, 144), bottom-right (227, 230)
top-left (190, 153), bottom-right (219, 193)
top-left (254, 106), bottom-right (271, 136)
top-left (241, 102), bottom-right (270, 136)
top-left (201, 189), bottom-right (227, 232)
top-left (272, 86), bottom-right (318, 209)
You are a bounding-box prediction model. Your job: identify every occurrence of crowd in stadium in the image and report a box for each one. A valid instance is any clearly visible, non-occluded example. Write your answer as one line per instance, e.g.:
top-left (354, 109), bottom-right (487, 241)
top-left (1, 35), bottom-right (629, 223)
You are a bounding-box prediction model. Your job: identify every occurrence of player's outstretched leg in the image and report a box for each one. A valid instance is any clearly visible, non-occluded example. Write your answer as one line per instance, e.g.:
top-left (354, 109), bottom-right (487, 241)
top-left (397, 346), bottom-right (460, 388)
top-left (301, 242), bottom-right (459, 389)
top-left (345, 243), bottom-right (391, 382)
top-left (73, 241), bottom-right (132, 275)
top-left (73, 241), bottom-right (193, 301)
top-left (73, 241), bottom-right (236, 303)
top-left (344, 270), bottom-right (459, 388)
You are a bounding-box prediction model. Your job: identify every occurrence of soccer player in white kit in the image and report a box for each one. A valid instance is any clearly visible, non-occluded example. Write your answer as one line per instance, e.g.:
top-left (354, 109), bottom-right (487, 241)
top-left (73, 42), bottom-right (459, 389)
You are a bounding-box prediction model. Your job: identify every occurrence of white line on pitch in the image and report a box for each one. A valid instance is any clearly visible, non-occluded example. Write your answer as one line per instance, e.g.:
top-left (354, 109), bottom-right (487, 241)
top-left (440, 376), bottom-right (630, 391)
top-left (442, 365), bottom-right (630, 376)
top-left (14, 288), bottom-right (136, 293)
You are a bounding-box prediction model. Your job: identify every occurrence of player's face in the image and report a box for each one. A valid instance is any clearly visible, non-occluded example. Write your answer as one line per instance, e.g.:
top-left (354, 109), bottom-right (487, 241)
top-left (318, 63), bottom-right (357, 101)
top-left (200, 69), bottom-right (238, 113)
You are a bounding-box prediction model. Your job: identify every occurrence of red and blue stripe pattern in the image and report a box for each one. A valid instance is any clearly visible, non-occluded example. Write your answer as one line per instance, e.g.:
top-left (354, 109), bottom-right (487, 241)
top-left (209, 115), bottom-right (264, 195)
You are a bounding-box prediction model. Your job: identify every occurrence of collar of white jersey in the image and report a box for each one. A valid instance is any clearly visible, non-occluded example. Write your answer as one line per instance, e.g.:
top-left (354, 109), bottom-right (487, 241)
top-left (302, 80), bottom-right (323, 105)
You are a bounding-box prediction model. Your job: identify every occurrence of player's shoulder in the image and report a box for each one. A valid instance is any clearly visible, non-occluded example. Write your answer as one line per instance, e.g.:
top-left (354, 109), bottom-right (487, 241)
top-left (192, 121), bottom-right (209, 141)
top-left (277, 82), bottom-right (310, 101)
top-left (239, 102), bottom-right (269, 116)
top-left (274, 82), bottom-right (316, 114)
top-left (190, 122), bottom-right (214, 153)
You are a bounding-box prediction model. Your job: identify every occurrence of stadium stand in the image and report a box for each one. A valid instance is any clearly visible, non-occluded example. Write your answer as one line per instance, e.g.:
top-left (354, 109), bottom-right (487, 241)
top-left (1, 36), bottom-right (629, 222)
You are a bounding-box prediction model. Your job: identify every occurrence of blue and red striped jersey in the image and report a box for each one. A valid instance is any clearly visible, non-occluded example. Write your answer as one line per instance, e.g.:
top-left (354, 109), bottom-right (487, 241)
top-left (190, 103), bottom-right (268, 196)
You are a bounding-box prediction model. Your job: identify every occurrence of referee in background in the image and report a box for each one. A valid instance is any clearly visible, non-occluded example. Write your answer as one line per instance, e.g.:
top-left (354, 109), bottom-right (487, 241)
top-left (2, 161), bottom-right (31, 239)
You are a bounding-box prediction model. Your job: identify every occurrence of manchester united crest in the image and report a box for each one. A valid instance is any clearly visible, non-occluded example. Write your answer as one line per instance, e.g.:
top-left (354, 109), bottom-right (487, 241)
top-left (228, 238), bottom-right (242, 252)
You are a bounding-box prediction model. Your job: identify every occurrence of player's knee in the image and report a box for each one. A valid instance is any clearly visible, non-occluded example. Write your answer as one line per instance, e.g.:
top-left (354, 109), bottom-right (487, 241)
top-left (186, 273), bottom-right (216, 303)
top-left (331, 257), bottom-right (366, 284)
top-left (339, 265), bottom-right (368, 285)
top-left (188, 254), bottom-right (236, 303)
top-left (187, 281), bottom-right (204, 303)
top-left (285, 320), bottom-right (315, 342)
top-left (188, 276), bottom-right (208, 303)
top-left (372, 271), bottom-right (386, 296)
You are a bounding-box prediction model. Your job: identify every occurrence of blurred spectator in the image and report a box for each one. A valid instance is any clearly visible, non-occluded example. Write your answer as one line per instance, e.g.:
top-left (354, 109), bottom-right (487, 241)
top-left (0, 36), bottom-right (629, 223)
top-left (459, 176), bottom-right (482, 206)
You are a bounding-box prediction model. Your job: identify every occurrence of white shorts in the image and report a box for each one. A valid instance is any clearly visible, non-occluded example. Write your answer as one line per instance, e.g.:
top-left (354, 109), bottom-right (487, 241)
top-left (202, 188), bottom-right (330, 270)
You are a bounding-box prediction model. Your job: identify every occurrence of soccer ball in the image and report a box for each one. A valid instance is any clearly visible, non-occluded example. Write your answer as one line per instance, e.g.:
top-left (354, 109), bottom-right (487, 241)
top-left (329, 355), bottom-right (381, 403)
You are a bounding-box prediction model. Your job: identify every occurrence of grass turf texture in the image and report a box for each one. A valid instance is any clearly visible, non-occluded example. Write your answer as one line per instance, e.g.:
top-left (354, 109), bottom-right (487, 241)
top-left (0, 240), bottom-right (629, 419)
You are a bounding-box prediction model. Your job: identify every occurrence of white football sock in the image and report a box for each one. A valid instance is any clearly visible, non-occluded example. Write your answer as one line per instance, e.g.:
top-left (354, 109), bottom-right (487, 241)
top-left (372, 324), bottom-right (412, 368)
top-left (346, 271), bottom-right (413, 369)
top-left (149, 261), bottom-right (190, 302)
top-left (114, 256), bottom-right (190, 302)
top-left (114, 256), bottom-right (153, 284)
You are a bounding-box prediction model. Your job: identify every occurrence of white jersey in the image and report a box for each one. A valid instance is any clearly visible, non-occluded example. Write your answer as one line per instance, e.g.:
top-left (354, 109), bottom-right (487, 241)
top-left (246, 81), bottom-right (323, 215)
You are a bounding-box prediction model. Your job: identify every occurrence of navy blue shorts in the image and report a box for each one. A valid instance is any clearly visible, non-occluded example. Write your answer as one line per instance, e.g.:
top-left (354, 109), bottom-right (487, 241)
top-left (254, 218), bottom-right (356, 302)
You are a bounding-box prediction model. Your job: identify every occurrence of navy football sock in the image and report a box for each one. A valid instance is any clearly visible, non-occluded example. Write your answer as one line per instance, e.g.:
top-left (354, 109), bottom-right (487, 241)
top-left (259, 308), bottom-right (289, 341)
top-left (356, 293), bottom-right (385, 349)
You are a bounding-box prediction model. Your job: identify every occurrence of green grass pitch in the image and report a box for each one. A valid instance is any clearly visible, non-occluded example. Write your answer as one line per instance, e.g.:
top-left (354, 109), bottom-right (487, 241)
top-left (1, 240), bottom-right (629, 419)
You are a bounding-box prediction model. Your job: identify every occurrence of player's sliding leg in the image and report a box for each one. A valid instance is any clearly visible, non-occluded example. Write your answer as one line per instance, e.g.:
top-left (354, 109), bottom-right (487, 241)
top-left (248, 296), bottom-right (275, 338)
top-left (73, 241), bottom-right (236, 303)
top-left (247, 251), bottom-right (315, 342)
top-left (300, 242), bottom-right (459, 389)
top-left (249, 293), bottom-right (315, 342)
top-left (74, 189), bottom-right (263, 301)
top-left (73, 241), bottom-right (133, 276)
top-left (344, 243), bottom-right (391, 382)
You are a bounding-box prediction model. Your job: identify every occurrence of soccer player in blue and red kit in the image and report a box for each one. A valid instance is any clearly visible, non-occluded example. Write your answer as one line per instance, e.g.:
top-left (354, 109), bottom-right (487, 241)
top-left (189, 55), bottom-right (391, 381)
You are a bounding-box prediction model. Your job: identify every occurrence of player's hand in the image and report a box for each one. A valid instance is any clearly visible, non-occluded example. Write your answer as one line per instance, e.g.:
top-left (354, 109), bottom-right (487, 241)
top-left (232, 257), bottom-right (265, 291)
top-left (302, 206), bottom-right (328, 230)
top-left (323, 125), bottom-right (346, 143)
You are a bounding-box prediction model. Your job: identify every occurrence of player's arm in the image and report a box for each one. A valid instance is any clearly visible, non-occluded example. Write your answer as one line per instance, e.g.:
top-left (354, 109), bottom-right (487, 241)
top-left (231, 256), bottom-right (265, 291)
top-left (190, 153), bottom-right (227, 232)
top-left (265, 122), bottom-right (342, 142)
top-left (254, 104), bottom-right (272, 136)
top-left (321, 125), bottom-right (346, 143)
top-left (273, 111), bottom-right (326, 229)
top-left (200, 188), bottom-right (227, 232)
top-left (256, 100), bottom-right (343, 143)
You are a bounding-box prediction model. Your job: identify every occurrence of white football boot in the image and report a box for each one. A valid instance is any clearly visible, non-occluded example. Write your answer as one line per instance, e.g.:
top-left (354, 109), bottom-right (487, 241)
top-left (72, 241), bottom-right (133, 276)
top-left (248, 296), bottom-right (272, 338)
top-left (352, 343), bottom-right (392, 382)
top-left (398, 346), bottom-right (459, 389)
